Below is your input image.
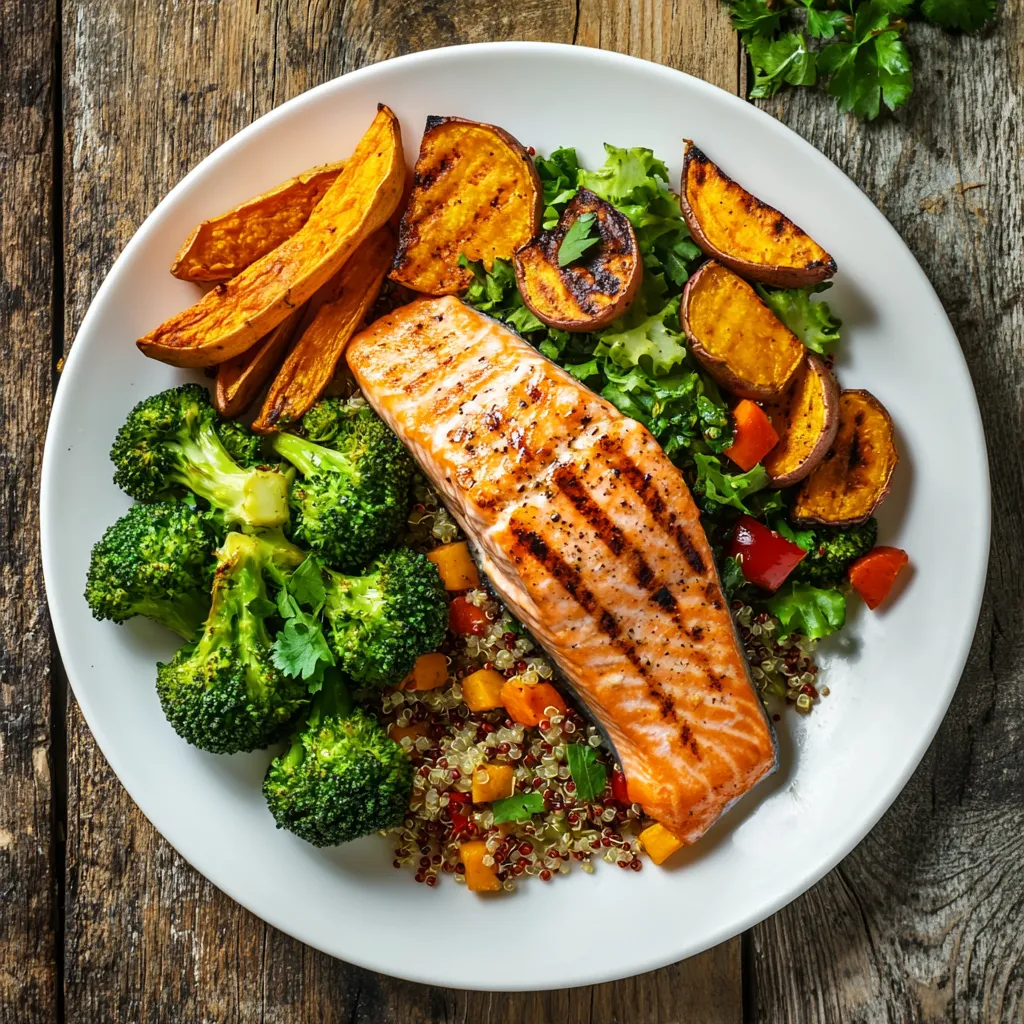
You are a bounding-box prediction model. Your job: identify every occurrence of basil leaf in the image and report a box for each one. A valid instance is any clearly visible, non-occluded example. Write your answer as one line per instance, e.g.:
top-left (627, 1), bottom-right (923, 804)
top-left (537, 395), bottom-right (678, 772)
top-left (491, 791), bottom-right (545, 824)
top-left (566, 743), bottom-right (608, 802)
top-left (558, 212), bottom-right (600, 266)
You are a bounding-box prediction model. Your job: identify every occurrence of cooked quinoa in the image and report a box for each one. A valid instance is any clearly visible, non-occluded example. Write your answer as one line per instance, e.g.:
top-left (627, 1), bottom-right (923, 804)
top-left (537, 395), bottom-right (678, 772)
top-left (369, 478), bottom-right (827, 888)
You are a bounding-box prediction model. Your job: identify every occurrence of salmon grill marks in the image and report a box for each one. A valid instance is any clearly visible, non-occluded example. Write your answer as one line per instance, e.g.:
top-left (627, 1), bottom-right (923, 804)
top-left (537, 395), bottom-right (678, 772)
top-left (347, 295), bottom-right (778, 844)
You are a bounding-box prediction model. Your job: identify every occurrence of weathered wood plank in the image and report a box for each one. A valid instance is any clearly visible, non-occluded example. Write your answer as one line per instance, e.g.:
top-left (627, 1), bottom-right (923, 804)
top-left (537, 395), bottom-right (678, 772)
top-left (61, 2), bottom-right (743, 1021)
top-left (0, 1), bottom-right (59, 1021)
top-left (749, 8), bottom-right (1024, 1023)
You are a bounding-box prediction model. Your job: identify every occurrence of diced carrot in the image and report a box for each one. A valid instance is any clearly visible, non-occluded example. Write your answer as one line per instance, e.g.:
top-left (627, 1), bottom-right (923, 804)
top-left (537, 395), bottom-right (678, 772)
top-left (725, 399), bottom-right (780, 472)
top-left (639, 822), bottom-right (686, 866)
top-left (471, 763), bottom-right (515, 803)
top-left (500, 679), bottom-right (567, 727)
top-left (388, 721), bottom-right (429, 745)
top-left (848, 546), bottom-right (909, 610)
top-left (426, 541), bottom-right (480, 590)
top-left (462, 668), bottom-right (506, 712)
top-left (401, 652), bottom-right (449, 691)
top-left (460, 840), bottom-right (501, 892)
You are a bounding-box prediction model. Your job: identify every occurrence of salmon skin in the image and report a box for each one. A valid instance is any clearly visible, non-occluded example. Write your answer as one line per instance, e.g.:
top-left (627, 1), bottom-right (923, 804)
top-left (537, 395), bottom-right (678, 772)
top-left (347, 296), bottom-right (777, 843)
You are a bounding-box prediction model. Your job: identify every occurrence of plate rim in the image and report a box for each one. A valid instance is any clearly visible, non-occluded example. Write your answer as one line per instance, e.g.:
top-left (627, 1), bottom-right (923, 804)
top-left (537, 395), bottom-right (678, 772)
top-left (41, 40), bottom-right (991, 991)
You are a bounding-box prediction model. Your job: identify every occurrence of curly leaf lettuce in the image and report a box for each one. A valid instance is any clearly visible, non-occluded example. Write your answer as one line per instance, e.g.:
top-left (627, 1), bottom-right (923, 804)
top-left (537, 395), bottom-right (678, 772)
top-left (757, 283), bottom-right (842, 356)
top-left (766, 582), bottom-right (847, 640)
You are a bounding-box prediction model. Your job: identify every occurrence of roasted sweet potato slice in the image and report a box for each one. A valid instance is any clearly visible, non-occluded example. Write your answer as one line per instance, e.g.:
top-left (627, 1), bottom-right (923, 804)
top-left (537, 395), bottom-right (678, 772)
top-left (214, 305), bottom-right (305, 418)
top-left (682, 260), bottom-right (805, 400)
top-left (681, 141), bottom-right (836, 288)
top-left (252, 227), bottom-right (395, 432)
top-left (171, 161), bottom-right (345, 283)
top-left (390, 116), bottom-right (541, 295)
top-left (792, 390), bottom-right (899, 526)
top-left (513, 188), bottom-right (641, 331)
top-left (762, 354), bottom-right (840, 487)
top-left (138, 105), bottom-right (404, 368)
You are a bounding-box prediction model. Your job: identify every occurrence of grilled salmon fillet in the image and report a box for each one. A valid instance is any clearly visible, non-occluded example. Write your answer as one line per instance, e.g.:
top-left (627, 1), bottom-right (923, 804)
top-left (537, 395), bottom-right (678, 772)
top-left (347, 296), bottom-right (777, 843)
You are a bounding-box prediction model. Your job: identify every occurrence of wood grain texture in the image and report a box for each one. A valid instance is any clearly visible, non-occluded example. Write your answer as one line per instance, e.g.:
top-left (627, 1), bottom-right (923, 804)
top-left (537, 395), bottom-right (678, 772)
top-left (60, 2), bottom-right (742, 1022)
top-left (748, 7), bottom-right (1024, 1023)
top-left (0, 0), bottom-right (59, 1021)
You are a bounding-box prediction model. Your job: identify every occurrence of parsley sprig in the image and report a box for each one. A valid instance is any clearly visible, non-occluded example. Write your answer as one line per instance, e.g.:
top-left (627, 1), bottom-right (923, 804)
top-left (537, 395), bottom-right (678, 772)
top-left (728, 0), bottom-right (996, 119)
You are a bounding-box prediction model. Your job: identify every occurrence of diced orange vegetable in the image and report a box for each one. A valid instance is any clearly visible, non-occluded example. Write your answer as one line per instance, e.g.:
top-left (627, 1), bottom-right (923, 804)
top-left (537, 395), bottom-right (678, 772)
top-left (388, 722), bottom-right (429, 745)
top-left (471, 763), bottom-right (515, 803)
top-left (426, 541), bottom-right (480, 590)
top-left (460, 840), bottom-right (501, 892)
top-left (500, 679), bottom-right (567, 727)
top-left (462, 669), bottom-right (506, 712)
top-left (401, 652), bottom-right (449, 691)
top-left (448, 596), bottom-right (490, 636)
top-left (848, 546), bottom-right (909, 610)
top-left (639, 822), bottom-right (686, 866)
top-left (725, 399), bottom-right (780, 472)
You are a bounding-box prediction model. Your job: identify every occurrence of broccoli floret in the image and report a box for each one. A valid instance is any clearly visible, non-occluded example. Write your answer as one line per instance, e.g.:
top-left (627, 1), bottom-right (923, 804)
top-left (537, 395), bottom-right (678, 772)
top-left (85, 500), bottom-right (224, 639)
top-left (111, 384), bottom-right (290, 529)
top-left (268, 403), bottom-right (413, 571)
top-left (263, 679), bottom-right (412, 846)
top-left (298, 397), bottom-right (356, 446)
top-left (156, 531), bottom-right (309, 754)
top-left (321, 548), bottom-right (448, 688)
top-left (793, 519), bottom-right (878, 587)
top-left (216, 418), bottom-right (265, 468)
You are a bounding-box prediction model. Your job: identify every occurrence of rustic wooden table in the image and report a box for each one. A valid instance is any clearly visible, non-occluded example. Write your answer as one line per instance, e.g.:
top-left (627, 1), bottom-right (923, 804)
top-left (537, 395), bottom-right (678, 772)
top-left (3, 1), bottom-right (1021, 1020)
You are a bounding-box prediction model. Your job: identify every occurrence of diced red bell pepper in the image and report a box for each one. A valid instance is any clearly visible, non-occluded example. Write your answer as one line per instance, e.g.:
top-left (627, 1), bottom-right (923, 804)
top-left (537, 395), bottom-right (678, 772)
top-left (849, 546), bottom-right (909, 609)
top-left (725, 400), bottom-right (780, 472)
top-left (611, 770), bottom-right (630, 805)
top-left (727, 515), bottom-right (807, 592)
top-left (448, 596), bottom-right (490, 636)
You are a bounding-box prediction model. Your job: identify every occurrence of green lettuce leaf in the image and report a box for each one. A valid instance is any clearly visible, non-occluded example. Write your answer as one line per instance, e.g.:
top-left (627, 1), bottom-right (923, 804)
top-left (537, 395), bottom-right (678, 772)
top-left (766, 582), bottom-right (847, 640)
top-left (757, 283), bottom-right (842, 356)
top-left (693, 454), bottom-right (770, 513)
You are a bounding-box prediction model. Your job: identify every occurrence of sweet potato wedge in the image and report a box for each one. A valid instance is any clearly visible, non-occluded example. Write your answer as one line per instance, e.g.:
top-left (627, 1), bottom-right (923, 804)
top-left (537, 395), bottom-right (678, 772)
top-left (762, 354), bottom-right (840, 487)
top-left (792, 389), bottom-right (899, 526)
top-left (171, 161), bottom-right (345, 283)
top-left (214, 305), bottom-right (306, 418)
top-left (513, 188), bottom-right (641, 331)
top-left (137, 105), bottom-right (404, 368)
top-left (682, 260), bottom-right (804, 400)
top-left (252, 227), bottom-right (395, 432)
top-left (680, 141), bottom-right (836, 288)
top-left (390, 116), bottom-right (541, 295)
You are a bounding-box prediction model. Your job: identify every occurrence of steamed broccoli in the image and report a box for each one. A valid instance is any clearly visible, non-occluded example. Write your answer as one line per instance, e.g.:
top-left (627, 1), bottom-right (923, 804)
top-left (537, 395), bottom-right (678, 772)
top-left (216, 417), bottom-right (266, 468)
top-left (263, 678), bottom-right (412, 846)
top-left (85, 500), bottom-right (224, 639)
top-left (268, 402), bottom-right (413, 571)
top-left (156, 531), bottom-right (309, 754)
top-left (791, 519), bottom-right (878, 587)
top-left (321, 548), bottom-right (448, 687)
top-left (110, 384), bottom-right (290, 529)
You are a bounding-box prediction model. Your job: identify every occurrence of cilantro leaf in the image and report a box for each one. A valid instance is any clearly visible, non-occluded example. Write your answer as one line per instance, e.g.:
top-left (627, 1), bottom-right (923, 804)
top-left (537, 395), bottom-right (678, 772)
top-left (800, 0), bottom-right (849, 39)
top-left (920, 0), bottom-right (996, 31)
top-left (491, 791), bottom-right (545, 824)
top-left (766, 582), bottom-right (847, 639)
top-left (558, 212), bottom-right (600, 266)
top-left (286, 554), bottom-right (326, 610)
top-left (747, 32), bottom-right (817, 99)
top-left (566, 744), bottom-right (609, 802)
top-left (756, 283), bottom-right (842, 356)
top-left (271, 610), bottom-right (335, 682)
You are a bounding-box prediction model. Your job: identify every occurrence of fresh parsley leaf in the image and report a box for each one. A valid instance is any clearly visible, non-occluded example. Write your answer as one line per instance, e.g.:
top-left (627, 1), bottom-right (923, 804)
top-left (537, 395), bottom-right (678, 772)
top-left (491, 791), bottom-right (546, 824)
top-left (766, 582), bottom-right (847, 639)
top-left (721, 556), bottom-right (748, 600)
top-left (756, 283), bottom-right (842, 356)
top-left (565, 358), bottom-right (601, 382)
top-left (558, 212), bottom-right (600, 266)
top-left (566, 744), bottom-right (609, 802)
top-left (747, 32), bottom-right (817, 99)
top-left (271, 610), bottom-right (335, 682)
top-left (729, 0), bottom-right (788, 36)
top-left (920, 0), bottom-right (996, 31)
top-left (693, 454), bottom-right (771, 513)
top-left (771, 516), bottom-right (817, 552)
top-left (247, 595), bottom-right (278, 619)
top-left (800, 0), bottom-right (849, 39)
top-left (286, 554), bottom-right (326, 610)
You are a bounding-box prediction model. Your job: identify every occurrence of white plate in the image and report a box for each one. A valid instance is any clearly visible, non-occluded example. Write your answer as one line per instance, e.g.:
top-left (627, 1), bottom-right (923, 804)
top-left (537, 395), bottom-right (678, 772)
top-left (41, 42), bottom-right (990, 991)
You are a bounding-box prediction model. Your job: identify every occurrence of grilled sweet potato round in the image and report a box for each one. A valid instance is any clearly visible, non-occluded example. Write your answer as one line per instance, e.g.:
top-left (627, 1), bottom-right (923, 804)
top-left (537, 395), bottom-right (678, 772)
top-left (792, 389), bottom-right (899, 526)
top-left (681, 260), bottom-right (805, 400)
top-left (680, 141), bottom-right (836, 288)
top-left (390, 116), bottom-right (542, 296)
top-left (513, 189), bottom-right (641, 332)
top-left (762, 354), bottom-right (840, 487)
